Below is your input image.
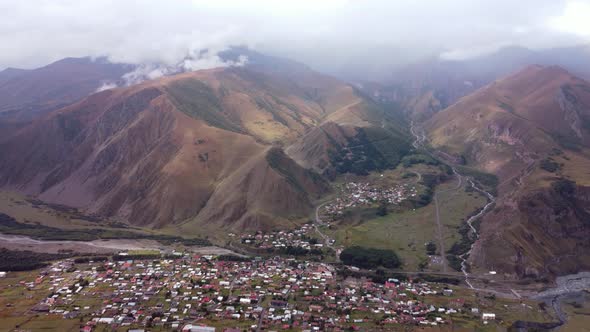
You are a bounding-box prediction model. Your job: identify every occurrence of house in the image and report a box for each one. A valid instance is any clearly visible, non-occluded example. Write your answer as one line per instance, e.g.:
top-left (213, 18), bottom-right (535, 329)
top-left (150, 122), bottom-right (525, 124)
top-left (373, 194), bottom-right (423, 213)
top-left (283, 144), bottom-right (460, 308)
top-left (182, 324), bottom-right (216, 332)
top-left (31, 304), bottom-right (50, 312)
top-left (309, 305), bottom-right (323, 313)
top-left (271, 300), bottom-right (288, 308)
top-left (97, 317), bottom-right (114, 324)
top-left (482, 313), bottom-right (496, 320)
top-left (0, 272), bottom-right (6, 278)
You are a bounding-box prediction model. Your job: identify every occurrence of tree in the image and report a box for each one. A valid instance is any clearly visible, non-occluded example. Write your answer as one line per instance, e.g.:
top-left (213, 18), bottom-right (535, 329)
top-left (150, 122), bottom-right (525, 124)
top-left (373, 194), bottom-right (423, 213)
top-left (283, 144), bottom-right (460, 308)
top-left (340, 246), bottom-right (401, 269)
top-left (426, 242), bottom-right (437, 255)
top-left (376, 202), bottom-right (388, 217)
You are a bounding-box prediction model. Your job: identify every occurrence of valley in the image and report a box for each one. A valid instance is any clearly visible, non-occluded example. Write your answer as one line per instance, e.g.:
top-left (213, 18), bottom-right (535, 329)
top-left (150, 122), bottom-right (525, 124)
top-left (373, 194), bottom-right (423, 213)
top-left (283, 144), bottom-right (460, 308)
top-left (2, 45), bottom-right (590, 331)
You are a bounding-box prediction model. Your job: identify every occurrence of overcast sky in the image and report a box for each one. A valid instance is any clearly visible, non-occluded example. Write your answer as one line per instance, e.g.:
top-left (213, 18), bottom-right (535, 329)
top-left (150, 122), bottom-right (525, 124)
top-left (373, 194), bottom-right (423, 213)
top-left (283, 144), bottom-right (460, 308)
top-left (1, 0), bottom-right (589, 77)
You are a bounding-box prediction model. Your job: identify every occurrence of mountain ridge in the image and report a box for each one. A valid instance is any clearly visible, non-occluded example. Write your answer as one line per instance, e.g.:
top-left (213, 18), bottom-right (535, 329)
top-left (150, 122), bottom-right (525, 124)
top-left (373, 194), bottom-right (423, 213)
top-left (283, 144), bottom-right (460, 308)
top-left (0, 58), bottom-right (408, 234)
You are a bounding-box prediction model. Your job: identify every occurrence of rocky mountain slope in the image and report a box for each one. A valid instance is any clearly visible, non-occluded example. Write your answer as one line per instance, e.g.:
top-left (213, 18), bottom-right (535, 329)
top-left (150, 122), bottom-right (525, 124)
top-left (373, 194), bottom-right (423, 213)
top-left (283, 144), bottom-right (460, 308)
top-left (0, 56), bottom-right (410, 234)
top-left (424, 65), bottom-right (590, 278)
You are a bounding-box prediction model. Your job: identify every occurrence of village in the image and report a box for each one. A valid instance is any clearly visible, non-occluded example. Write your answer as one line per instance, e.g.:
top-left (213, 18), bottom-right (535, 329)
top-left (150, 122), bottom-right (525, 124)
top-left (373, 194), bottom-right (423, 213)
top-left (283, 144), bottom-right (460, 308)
top-left (0, 252), bottom-right (508, 332)
top-left (237, 224), bottom-right (328, 255)
top-left (322, 182), bottom-right (418, 222)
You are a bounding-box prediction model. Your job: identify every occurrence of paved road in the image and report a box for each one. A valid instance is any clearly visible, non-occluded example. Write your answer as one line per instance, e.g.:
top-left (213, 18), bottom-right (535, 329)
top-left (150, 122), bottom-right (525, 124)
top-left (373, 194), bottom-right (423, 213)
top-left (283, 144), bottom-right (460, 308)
top-left (314, 199), bottom-right (340, 260)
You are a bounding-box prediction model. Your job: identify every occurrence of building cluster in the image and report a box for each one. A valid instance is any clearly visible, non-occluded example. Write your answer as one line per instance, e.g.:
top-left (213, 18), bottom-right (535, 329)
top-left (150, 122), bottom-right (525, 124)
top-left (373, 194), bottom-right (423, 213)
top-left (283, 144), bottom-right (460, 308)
top-left (323, 182), bottom-right (417, 220)
top-left (13, 254), bottom-right (489, 331)
top-left (239, 224), bottom-right (323, 251)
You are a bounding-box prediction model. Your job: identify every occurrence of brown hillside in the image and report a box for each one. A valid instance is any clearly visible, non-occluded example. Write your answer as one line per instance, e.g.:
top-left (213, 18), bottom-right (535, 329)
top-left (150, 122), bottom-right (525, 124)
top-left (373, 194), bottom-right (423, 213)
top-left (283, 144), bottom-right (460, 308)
top-left (425, 65), bottom-right (590, 278)
top-left (285, 122), bottom-right (358, 174)
top-left (0, 67), bottom-right (341, 232)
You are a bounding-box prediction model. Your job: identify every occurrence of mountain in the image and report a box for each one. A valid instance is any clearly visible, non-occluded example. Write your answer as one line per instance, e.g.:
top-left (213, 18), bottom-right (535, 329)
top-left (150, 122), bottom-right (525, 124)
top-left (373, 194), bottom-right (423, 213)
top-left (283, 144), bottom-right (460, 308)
top-left (0, 57), bottom-right (131, 116)
top-left (0, 57), bottom-right (132, 140)
top-left (424, 65), bottom-right (590, 278)
top-left (0, 54), bottom-right (410, 235)
top-left (362, 45), bottom-right (590, 122)
top-left (0, 67), bottom-right (28, 82)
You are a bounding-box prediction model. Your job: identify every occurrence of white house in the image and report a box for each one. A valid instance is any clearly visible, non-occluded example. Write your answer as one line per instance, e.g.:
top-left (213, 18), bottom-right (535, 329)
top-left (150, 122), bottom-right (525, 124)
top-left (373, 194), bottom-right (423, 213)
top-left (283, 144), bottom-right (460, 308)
top-left (482, 313), bottom-right (496, 320)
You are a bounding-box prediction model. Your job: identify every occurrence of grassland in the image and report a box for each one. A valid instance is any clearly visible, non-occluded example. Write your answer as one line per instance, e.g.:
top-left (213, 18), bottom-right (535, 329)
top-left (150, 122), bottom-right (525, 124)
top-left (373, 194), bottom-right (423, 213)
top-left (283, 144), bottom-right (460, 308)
top-left (0, 191), bottom-right (135, 231)
top-left (422, 285), bottom-right (555, 330)
top-left (0, 191), bottom-right (210, 246)
top-left (330, 165), bottom-right (487, 271)
top-left (436, 182), bottom-right (488, 250)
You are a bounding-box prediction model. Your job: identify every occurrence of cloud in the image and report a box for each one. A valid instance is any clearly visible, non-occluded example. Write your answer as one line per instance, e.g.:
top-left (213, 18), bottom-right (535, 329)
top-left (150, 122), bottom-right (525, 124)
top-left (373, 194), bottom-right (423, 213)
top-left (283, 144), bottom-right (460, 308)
top-left (550, 1), bottom-right (590, 37)
top-left (95, 81), bottom-right (118, 92)
top-left (0, 0), bottom-right (588, 79)
top-left (119, 50), bottom-right (248, 86)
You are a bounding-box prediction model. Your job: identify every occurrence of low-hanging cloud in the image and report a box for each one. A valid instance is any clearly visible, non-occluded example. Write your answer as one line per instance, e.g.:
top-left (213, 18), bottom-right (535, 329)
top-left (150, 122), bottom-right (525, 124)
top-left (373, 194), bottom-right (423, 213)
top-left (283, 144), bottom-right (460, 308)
top-left (0, 0), bottom-right (588, 80)
top-left (120, 51), bottom-right (248, 86)
top-left (95, 82), bottom-right (118, 93)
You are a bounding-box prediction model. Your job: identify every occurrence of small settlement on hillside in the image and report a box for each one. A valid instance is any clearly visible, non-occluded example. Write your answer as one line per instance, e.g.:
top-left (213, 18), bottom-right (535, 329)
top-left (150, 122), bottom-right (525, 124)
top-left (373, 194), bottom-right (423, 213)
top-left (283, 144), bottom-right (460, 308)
top-left (323, 182), bottom-right (417, 222)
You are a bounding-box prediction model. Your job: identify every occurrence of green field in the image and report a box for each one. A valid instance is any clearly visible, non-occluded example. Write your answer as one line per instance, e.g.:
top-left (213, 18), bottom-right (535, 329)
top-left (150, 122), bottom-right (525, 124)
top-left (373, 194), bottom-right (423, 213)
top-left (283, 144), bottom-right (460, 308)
top-left (331, 175), bottom-right (487, 271)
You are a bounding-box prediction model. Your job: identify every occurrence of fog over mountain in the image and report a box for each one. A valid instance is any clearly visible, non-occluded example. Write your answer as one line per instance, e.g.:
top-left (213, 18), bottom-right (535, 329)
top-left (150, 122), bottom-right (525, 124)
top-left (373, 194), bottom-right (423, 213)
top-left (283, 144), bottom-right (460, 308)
top-left (1, 0), bottom-right (590, 80)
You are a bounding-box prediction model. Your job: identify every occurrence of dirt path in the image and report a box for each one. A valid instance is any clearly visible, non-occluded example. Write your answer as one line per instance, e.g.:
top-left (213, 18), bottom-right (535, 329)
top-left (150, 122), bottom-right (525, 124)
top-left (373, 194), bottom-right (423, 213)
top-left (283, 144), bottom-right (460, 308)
top-left (332, 99), bottom-right (362, 115)
top-left (432, 169), bottom-right (463, 273)
top-left (432, 195), bottom-right (447, 272)
top-left (410, 121), bottom-right (498, 286)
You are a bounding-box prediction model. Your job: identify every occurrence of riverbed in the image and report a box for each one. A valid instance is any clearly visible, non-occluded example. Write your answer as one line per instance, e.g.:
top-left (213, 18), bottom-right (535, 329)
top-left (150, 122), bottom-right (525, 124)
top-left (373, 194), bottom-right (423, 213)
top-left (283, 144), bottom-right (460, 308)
top-left (0, 233), bottom-right (239, 256)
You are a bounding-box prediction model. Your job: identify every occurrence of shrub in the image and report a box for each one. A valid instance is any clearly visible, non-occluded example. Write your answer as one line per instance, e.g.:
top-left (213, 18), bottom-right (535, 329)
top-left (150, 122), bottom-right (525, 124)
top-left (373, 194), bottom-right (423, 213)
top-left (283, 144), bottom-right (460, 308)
top-left (425, 242), bottom-right (437, 255)
top-left (540, 158), bottom-right (560, 173)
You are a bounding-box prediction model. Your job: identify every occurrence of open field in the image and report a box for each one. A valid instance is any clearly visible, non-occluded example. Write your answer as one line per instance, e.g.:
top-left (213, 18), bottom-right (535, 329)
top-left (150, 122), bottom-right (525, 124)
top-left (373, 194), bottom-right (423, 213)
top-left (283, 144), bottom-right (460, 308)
top-left (0, 191), bottom-right (137, 231)
top-left (0, 191), bottom-right (212, 250)
top-left (436, 181), bottom-right (488, 250)
top-left (330, 170), bottom-right (487, 272)
top-left (423, 285), bottom-right (556, 330)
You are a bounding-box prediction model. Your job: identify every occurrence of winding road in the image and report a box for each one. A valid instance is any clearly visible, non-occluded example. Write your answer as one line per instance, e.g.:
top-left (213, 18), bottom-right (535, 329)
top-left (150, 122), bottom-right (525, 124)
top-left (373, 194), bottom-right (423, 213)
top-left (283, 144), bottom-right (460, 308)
top-left (313, 199), bottom-right (340, 260)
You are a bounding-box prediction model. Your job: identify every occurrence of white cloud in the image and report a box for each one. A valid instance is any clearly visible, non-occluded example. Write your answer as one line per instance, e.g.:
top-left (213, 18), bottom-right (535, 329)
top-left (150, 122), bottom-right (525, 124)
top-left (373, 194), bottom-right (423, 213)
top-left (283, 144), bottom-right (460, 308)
top-left (119, 50), bottom-right (248, 86)
top-left (0, 0), bottom-right (587, 76)
top-left (95, 82), bottom-right (118, 92)
top-left (550, 1), bottom-right (590, 37)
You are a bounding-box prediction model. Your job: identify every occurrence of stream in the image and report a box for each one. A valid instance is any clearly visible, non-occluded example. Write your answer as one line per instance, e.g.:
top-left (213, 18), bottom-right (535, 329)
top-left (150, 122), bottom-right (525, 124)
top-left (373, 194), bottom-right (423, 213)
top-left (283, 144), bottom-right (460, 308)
top-left (410, 121), bottom-right (495, 289)
top-left (458, 178), bottom-right (495, 289)
top-left (410, 121), bottom-right (590, 330)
